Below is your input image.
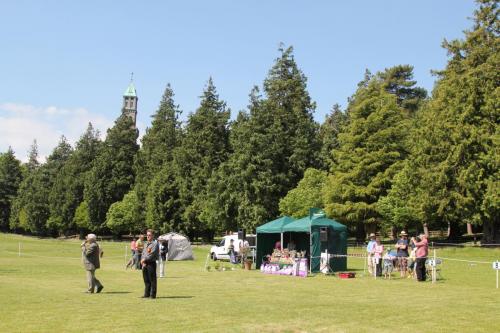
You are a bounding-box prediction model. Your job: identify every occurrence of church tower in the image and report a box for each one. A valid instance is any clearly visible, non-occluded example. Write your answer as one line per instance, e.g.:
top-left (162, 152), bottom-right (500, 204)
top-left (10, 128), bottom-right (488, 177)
top-left (122, 75), bottom-right (138, 128)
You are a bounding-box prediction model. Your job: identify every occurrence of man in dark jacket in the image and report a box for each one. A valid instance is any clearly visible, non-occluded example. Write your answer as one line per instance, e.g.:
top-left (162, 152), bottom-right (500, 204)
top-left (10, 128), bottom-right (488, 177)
top-left (81, 233), bottom-right (104, 293)
top-left (141, 229), bottom-right (159, 298)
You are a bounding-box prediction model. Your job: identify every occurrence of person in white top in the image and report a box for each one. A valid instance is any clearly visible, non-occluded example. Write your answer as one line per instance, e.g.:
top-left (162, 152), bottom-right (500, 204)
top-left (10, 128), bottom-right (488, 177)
top-left (239, 238), bottom-right (250, 267)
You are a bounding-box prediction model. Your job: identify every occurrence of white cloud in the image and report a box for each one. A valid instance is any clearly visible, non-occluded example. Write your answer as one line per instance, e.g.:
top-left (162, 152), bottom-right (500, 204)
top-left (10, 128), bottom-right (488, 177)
top-left (0, 103), bottom-right (114, 163)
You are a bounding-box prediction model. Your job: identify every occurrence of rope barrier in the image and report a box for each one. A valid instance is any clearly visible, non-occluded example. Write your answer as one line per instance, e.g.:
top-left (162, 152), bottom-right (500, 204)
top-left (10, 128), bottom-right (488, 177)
top-left (436, 257), bottom-right (492, 265)
top-left (1, 249), bottom-right (125, 260)
top-left (431, 242), bottom-right (500, 247)
top-left (314, 253), bottom-right (498, 266)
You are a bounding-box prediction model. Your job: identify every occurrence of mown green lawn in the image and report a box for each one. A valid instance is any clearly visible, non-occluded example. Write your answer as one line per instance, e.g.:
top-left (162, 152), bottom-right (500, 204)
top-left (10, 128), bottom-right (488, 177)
top-left (0, 233), bottom-right (499, 333)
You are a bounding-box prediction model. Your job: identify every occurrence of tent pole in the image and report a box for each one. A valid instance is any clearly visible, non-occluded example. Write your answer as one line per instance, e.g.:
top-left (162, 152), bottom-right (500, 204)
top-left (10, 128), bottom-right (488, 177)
top-left (281, 233), bottom-right (283, 251)
top-left (256, 233), bottom-right (258, 268)
top-left (309, 227), bottom-right (312, 273)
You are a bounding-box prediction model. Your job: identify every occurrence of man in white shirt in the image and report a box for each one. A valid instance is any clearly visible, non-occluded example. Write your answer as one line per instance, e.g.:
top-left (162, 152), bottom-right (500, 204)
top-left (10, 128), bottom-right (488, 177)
top-left (366, 233), bottom-right (376, 275)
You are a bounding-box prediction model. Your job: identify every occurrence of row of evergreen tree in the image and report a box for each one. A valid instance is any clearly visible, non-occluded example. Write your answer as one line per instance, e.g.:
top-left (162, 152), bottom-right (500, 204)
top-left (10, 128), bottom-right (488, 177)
top-left (0, 0), bottom-right (498, 241)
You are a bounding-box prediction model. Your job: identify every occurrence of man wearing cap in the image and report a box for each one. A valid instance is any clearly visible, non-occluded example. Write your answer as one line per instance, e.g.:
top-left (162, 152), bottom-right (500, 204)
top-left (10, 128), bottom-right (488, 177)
top-left (81, 234), bottom-right (104, 293)
top-left (141, 229), bottom-right (159, 298)
top-left (411, 233), bottom-right (429, 282)
top-left (366, 233), bottom-right (376, 275)
top-left (395, 231), bottom-right (409, 277)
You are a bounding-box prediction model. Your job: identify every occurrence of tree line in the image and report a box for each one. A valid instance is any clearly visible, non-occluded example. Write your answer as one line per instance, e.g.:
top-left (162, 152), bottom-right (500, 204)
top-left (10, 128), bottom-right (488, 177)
top-left (0, 0), bottom-right (498, 242)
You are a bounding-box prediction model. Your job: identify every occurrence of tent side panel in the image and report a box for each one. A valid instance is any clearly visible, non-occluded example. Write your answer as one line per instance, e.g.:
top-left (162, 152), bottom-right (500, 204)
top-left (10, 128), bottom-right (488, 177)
top-left (328, 229), bottom-right (347, 271)
top-left (168, 239), bottom-right (194, 260)
top-left (256, 233), bottom-right (279, 269)
top-left (311, 228), bottom-right (321, 272)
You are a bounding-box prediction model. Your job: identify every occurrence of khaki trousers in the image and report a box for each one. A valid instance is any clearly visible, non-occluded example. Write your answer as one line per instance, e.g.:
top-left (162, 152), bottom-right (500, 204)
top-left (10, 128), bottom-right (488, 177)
top-left (86, 269), bottom-right (102, 292)
top-left (367, 254), bottom-right (374, 274)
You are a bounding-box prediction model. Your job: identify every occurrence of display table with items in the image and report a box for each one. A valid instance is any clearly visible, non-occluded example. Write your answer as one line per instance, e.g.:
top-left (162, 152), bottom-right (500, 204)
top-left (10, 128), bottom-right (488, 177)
top-left (260, 249), bottom-right (308, 277)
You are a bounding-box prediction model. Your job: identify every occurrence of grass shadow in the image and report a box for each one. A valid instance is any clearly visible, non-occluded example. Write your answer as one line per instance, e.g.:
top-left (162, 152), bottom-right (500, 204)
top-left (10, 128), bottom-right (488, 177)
top-left (155, 296), bottom-right (194, 299)
top-left (103, 291), bottom-right (132, 294)
top-left (162, 276), bottom-right (184, 279)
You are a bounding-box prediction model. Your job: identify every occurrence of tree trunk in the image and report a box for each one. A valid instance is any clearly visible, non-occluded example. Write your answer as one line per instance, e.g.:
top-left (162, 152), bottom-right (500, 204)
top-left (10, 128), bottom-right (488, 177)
top-left (447, 221), bottom-right (461, 241)
top-left (482, 218), bottom-right (500, 244)
top-left (355, 222), bottom-right (365, 243)
top-left (389, 226), bottom-right (396, 240)
top-left (466, 223), bottom-right (473, 235)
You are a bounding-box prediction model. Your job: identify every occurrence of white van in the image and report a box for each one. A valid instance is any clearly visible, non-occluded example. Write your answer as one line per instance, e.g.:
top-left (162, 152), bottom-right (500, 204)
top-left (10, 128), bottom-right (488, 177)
top-left (210, 234), bottom-right (256, 261)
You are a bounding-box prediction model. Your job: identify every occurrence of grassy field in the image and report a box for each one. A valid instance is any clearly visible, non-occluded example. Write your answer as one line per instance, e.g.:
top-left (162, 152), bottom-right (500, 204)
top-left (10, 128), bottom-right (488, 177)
top-left (0, 233), bottom-right (499, 333)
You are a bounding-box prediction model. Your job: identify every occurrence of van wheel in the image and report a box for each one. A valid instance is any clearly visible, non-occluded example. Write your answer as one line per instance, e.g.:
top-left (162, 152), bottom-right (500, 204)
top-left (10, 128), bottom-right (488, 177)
top-left (211, 253), bottom-right (217, 261)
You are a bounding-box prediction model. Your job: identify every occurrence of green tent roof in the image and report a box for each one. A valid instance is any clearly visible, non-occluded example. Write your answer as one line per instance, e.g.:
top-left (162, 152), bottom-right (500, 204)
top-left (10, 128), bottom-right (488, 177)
top-left (256, 216), bottom-right (296, 233)
top-left (123, 82), bottom-right (137, 97)
top-left (282, 216), bottom-right (347, 233)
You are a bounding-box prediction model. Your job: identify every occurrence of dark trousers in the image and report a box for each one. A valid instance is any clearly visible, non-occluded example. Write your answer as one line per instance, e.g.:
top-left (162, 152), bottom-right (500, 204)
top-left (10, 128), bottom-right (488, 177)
top-left (375, 261), bottom-right (382, 277)
top-left (416, 257), bottom-right (427, 281)
top-left (142, 262), bottom-right (157, 298)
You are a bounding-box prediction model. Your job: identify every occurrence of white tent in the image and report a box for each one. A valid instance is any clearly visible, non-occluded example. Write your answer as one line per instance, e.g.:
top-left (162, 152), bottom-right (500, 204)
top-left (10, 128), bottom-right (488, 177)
top-left (158, 232), bottom-right (194, 260)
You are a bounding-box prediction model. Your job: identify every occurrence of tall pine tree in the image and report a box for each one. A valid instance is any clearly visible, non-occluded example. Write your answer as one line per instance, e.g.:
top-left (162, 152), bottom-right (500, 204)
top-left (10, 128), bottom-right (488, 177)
top-left (48, 124), bottom-right (102, 234)
top-left (10, 137), bottom-right (73, 235)
top-left (405, 0), bottom-right (499, 241)
top-left (0, 147), bottom-right (23, 230)
top-left (324, 66), bottom-right (425, 238)
top-left (172, 78), bottom-right (230, 238)
top-left (136, 84), bottom-right (183, 229)
top-left (84, 116), bottom-right (139, 231)
top-left (201, 46), bottom-right (321, 232)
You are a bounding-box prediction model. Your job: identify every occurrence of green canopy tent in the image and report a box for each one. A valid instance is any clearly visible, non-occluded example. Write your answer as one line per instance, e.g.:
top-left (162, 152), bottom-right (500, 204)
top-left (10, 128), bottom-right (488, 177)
top-left (256, 210), bottom-right (348, 273)
top-left (255, 216), bottom-right (296, 269)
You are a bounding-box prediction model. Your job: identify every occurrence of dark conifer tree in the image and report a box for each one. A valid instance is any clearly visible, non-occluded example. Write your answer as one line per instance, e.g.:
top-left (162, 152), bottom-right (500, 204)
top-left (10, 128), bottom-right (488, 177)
top-left (84, 116), bottom-right (139, 231)
top-left (403, 0), bottom-right (499, 241)
top-left (10, 137), bottom-right (73, 235)
top-left (172, 78), bottom-right (230, 238)
top-left (0, 147), bottom-right (23, 230)
top-left (48, 124), bottom-right (101, 234)
top-left (135, 84), bottom-right (182, 226)
top-left (323, 66), bottom-right (425, 237)
top-left (202, 46), bottom-right (321, 232)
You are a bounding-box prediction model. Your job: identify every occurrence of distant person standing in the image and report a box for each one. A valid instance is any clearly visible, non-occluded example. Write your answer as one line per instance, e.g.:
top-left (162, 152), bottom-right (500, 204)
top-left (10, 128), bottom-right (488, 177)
top-left (366, 233), bottom-right (376, 275)
top-left (126, 237), bottom-right (137, 269)
top-left (371, 236), bottom-right (384, 277)
top-left (135, 234), bottom-right (145, 270)
top-left (395, 231), bottom-right (409, 277)
top-left (411, 233), bottom-right (429, 282)
top-left (228, 239), bottom-right (237, 264)
top-left (141, 230), bottom-right (159, 298)
top-left (239, 237), bottom-right (250, 267)
top-left (159, 238), bottom-right (168, 278)
top-left (81, 233), bottom-right (104, 294)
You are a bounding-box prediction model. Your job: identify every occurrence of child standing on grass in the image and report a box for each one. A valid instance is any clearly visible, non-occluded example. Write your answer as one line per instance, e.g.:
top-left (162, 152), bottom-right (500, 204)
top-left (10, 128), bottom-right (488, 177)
top-left (228, 239), bottom-right (237, 264)
top-left (371, 237), bottom-right (384, 277)
top-left (382, 249), bottom-right (394, 279)
top-left (407, 247), bottom-right (417, 279)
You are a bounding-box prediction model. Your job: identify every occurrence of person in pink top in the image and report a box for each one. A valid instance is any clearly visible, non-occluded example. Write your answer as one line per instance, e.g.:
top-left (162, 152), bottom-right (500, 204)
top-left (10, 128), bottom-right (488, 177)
top-left (125, 237), bottom-right (137, 269)
top-left (411, 233), bottom-right (428, 281)
top-left (371, 237), bottom-right (384, 277)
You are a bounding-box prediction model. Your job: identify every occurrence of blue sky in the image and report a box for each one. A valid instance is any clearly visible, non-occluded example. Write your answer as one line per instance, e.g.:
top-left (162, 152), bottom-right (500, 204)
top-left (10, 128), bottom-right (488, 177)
top-left (0, 0), bottom-right (476, 161)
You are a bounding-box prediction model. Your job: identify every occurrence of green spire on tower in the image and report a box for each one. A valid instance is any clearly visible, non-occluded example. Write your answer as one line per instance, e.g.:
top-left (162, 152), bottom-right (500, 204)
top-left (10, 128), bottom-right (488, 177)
top-left (123, 72), bottom-right (137, 97)
top-left (123, 83), bottom-right (137, 97)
